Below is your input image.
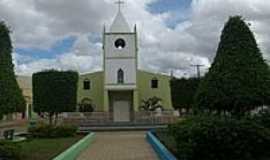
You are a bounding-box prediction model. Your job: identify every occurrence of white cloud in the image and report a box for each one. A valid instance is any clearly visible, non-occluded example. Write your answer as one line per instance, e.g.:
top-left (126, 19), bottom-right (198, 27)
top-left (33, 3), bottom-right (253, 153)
top-left (15, 34), bottom-right (103, 76)
top-left (15, 52), bottom-right (102, 76)
top-left (1, 0), bottom-right (270, 77)
top-left (188, 0), bottom-right (270, 59)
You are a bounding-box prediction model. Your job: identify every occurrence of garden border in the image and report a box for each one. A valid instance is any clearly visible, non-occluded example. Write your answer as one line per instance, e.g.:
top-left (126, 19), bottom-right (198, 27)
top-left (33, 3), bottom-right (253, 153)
top-left (53, 132), bottom-right (95, 160)
top-left (146, 131), bottom-right (177, 160)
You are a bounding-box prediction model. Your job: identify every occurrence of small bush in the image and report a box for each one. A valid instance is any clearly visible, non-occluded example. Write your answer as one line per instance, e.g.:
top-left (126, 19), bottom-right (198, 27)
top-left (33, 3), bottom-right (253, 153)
top-left (139, 96), bottom-right (163, 111)
top-left (52, 125), bottom-right (77, 137)
top-left (0, 141), bottom-right (21, 160)
top-left (28, 123), bottom-right (77, 138)
top-left (78, 103), bottom-right (94, 112)
top-left (252, 108), bottom-right (270, 129)
top-left (170, 115), bottom-right (270, 160)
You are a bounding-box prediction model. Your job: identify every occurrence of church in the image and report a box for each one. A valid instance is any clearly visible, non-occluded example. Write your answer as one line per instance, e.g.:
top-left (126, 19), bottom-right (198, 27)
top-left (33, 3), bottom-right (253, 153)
top-left (76, 4), bottom-right (173, 122)
top-left (16, 3), bottom-right (174, 122)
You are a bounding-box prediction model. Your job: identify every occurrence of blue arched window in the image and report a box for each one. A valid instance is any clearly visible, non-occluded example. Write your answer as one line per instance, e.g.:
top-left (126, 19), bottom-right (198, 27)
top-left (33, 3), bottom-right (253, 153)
top-left (117, 69), bottom-right (124, 84)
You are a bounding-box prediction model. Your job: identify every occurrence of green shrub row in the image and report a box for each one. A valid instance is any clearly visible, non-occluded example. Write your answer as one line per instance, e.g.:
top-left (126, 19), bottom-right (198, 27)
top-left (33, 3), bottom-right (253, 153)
top-left (28, 124), bottom-right (77, 138)
top-left (168, 112), bottom-right (270, 160)
top-left (0, 141), bottom-right (21, 160)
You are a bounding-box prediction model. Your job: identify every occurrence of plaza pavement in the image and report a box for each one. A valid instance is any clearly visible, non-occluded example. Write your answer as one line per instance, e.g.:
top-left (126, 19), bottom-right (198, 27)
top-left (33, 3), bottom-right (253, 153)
top-left (77, 131), bottom-right (159, 160)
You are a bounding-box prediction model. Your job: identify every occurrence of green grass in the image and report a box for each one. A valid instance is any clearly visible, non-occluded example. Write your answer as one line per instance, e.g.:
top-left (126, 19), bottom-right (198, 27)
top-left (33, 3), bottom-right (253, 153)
top-left (18, 135), bottom-right (83, 160)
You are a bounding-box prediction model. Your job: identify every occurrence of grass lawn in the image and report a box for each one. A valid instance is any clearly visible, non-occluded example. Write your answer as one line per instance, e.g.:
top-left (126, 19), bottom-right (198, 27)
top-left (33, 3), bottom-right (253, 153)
top-left (18, 135), bottom-right (83, 160)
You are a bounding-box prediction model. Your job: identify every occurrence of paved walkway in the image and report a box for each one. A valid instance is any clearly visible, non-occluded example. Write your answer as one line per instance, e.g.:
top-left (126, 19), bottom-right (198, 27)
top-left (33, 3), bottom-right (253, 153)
top-left (77, 131), bottom-right (159, 160)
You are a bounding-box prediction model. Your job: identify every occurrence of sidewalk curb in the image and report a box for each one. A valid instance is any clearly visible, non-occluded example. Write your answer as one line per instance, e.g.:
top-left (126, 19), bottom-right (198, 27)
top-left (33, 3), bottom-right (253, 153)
top-left (146, 131), bottom-right (177, 160)
top-left (53, 132), bottom-right (95, 160)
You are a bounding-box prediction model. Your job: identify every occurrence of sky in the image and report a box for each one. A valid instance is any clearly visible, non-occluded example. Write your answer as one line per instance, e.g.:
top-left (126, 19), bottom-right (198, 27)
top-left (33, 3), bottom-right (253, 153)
top-left (1, 0), bottom-right (270, 77)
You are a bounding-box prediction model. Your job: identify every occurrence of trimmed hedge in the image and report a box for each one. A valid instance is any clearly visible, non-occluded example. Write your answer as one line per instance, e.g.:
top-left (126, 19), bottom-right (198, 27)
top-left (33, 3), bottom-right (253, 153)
top-left (32, 70), bottom-right (78, 124)
top-left (28, 124), bottom-right (77, 138)
top-left (169, 115), bottom-right (270, 160)
top-left (170, 78), bottom-right (200, 112)
top-left (0, 141), bottom-right (21, 160)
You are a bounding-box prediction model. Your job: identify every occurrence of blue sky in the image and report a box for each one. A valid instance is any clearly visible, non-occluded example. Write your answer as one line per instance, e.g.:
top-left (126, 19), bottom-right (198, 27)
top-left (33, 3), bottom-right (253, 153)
top-left (15, 0), bottom-right (192, 61)
top-left (148, 0), bottom-right (192, 28)
top-left (148, 0), bottom-right (191, 13)
top-left (15, 36), bottom-right (77, 61)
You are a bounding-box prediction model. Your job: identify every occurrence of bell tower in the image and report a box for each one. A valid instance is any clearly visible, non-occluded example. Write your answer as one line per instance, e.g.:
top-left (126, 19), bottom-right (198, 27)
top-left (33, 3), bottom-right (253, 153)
top-left (103, 1), bottom-right (137, 90)
top-left (103, 1), bottom-right (139, 116)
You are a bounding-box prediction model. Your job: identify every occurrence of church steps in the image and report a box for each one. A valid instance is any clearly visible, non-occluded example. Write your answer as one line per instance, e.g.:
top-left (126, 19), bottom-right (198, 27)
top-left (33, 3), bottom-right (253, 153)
top-left (78, 125), bottom-right (167, 132)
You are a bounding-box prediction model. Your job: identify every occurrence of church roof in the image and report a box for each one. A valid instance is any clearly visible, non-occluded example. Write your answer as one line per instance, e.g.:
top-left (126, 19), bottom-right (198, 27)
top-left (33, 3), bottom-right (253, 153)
top-left (110, 10), bottom-right (131, 33)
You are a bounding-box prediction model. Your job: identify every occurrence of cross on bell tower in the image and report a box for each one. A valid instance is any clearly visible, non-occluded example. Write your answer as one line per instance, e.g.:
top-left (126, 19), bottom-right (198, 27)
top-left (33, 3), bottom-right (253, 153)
top-left (115, 0), bottom-right (125, 12)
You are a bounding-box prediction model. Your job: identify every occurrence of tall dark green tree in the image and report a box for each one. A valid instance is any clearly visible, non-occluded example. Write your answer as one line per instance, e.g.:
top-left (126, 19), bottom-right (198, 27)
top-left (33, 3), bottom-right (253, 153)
top-left (0, 22), bottom-right (26, 119)
top-left (194, 16), bottom-right (270, 115)
top-left (33, 70), bottom-right (78, 125)
top-left (170, 77), bottom-right (200, 114)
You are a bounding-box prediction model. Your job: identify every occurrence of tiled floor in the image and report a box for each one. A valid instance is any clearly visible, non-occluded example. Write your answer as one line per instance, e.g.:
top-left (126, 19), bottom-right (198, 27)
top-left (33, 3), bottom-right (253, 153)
top-left (77, 131), bottom-right (159, 160)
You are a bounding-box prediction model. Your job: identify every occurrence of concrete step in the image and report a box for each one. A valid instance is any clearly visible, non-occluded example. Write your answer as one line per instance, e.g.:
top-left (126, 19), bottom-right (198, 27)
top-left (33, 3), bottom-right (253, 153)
top-left (78, 125), bottom-right (167, 132)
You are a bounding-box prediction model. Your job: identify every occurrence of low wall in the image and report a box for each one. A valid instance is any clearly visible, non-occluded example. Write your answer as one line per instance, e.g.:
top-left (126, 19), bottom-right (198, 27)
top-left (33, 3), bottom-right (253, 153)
top-left (61, 111), bottom-right (178, 126)
top-left (53, 132), bottom-right (95, 160)
top-left (146, 131), bottom-right (177, 160)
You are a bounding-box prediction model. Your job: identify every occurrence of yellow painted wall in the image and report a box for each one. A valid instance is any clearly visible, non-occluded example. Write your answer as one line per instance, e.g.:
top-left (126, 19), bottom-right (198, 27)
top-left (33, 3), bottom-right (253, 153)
top-left (137, 70), bottom-right (173, 110)
top-left (77, 70), bottom-right (173, 111)
top-left (77, 71), bottom-right (104, 111)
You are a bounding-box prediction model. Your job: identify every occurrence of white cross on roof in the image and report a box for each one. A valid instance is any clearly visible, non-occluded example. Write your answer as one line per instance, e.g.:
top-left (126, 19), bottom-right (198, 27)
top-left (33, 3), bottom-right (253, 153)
top-left (115, 0), bottom-right (125, 12)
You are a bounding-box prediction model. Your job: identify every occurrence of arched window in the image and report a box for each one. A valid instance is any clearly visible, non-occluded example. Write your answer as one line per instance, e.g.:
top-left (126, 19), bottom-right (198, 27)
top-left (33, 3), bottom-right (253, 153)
top-left (83, 79), bottom-right (91, 90)
top-left (151, 77), bottom-right (158, 89)
top-left (117, 69), bottom-right (124, 84)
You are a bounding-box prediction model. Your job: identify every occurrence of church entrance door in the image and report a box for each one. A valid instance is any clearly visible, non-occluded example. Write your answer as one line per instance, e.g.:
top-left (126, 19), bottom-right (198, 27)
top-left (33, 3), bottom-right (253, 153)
top-left (113, 100), bottom-right (130, 122)
top-left (109, 91), bottom-right (133, 123)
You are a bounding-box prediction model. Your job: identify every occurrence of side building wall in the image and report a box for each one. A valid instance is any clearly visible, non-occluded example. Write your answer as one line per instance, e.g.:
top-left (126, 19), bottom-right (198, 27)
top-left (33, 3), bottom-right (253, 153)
top-left (17, 76), bottom-right (33, 119)
top-left (137, 70), bottom-right (173, 110)
top-left (77, 72), bottom-right (104, 111)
